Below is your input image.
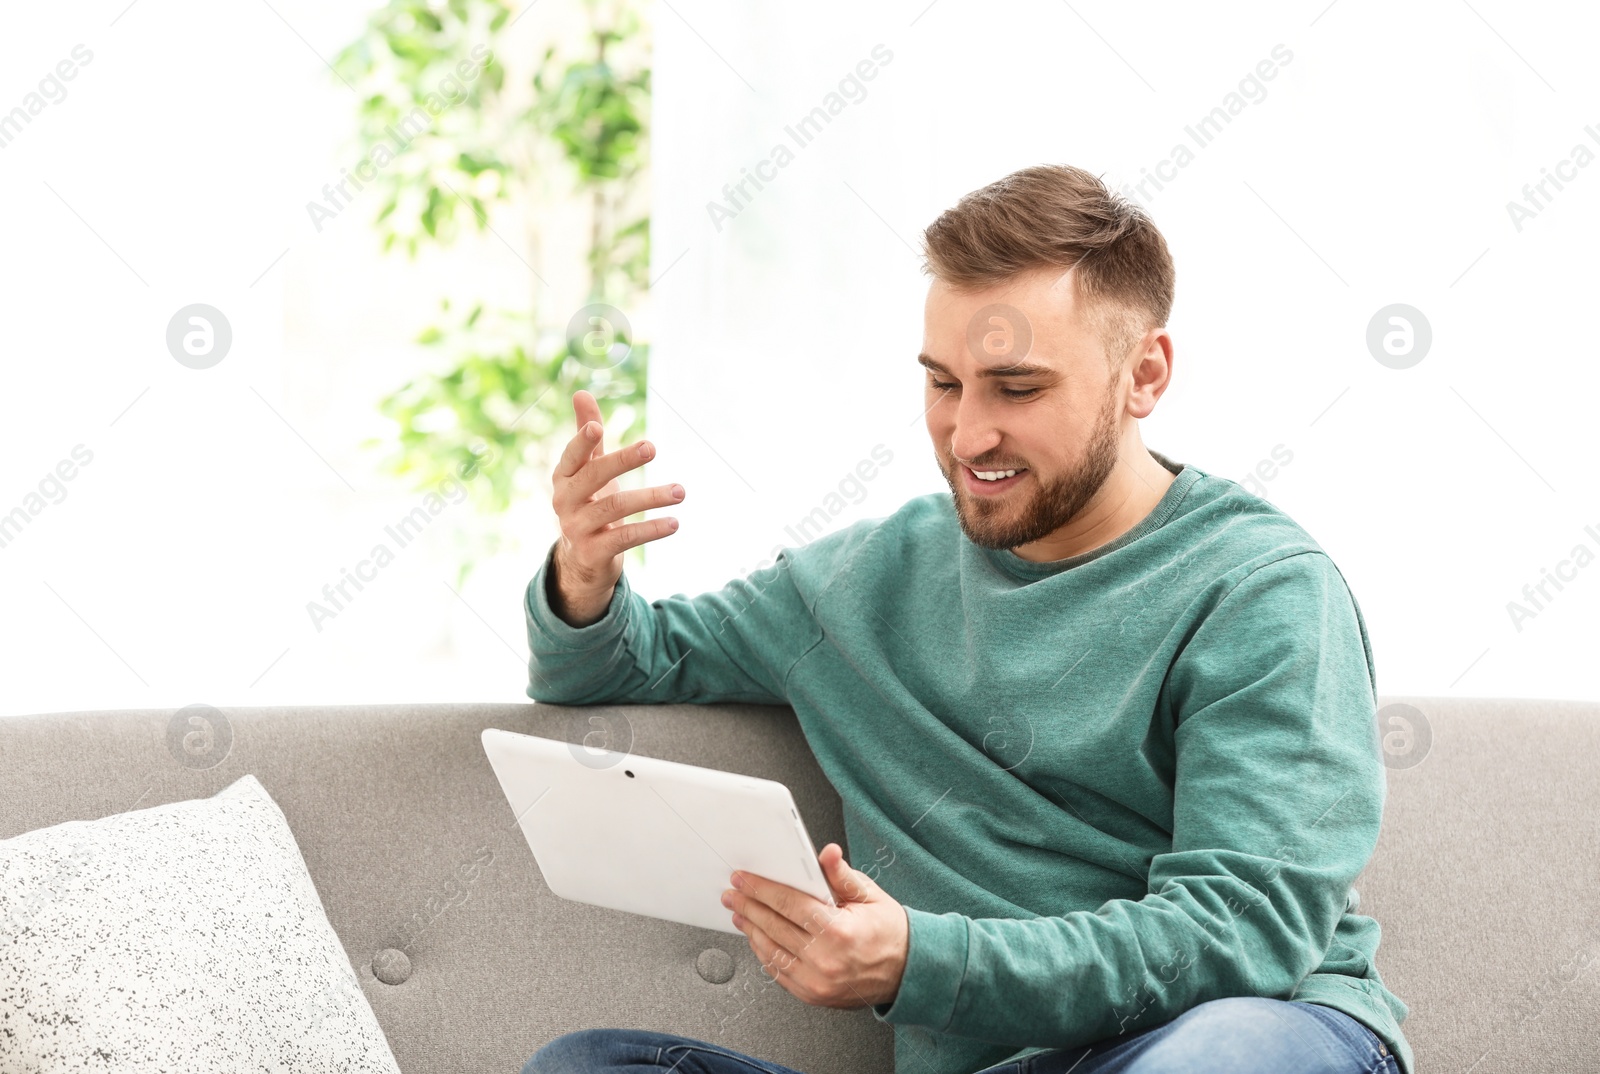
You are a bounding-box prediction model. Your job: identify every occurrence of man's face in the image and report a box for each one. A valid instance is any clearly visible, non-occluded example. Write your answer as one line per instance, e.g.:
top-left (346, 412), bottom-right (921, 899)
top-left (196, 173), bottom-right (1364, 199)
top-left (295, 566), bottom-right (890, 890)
top-left (920, 267), bottom-right (1128, 552)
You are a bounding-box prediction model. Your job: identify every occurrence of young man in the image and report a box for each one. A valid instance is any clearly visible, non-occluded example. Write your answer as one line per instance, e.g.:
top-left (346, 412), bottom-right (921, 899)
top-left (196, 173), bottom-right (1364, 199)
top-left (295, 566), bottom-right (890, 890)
top-left (521, 164), bottom-right (1412, 1074)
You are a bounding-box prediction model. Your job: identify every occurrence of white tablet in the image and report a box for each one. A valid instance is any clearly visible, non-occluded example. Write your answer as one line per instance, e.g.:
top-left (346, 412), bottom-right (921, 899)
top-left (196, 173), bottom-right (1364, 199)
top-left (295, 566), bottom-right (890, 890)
top-left (481, 728), bottom-right (837, 935)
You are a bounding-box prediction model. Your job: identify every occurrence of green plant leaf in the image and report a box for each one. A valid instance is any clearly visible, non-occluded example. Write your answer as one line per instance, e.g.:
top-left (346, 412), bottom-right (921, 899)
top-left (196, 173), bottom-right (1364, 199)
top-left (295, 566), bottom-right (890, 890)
top-left (341, 0), bottom-right (652, 583)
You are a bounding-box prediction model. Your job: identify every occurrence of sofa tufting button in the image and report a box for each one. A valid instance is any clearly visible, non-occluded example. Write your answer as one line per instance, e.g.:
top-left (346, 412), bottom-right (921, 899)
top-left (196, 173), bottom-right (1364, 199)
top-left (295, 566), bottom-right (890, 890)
top-left (696, 948), bottom-right (734, 984)
top-left (373, 948), bottom-right (412, 985)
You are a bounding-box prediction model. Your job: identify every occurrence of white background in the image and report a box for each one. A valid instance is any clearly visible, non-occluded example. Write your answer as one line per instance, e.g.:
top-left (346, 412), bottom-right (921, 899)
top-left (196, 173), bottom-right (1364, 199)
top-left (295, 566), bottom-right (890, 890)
top-left (1, 0), bottom-right (1595, 718)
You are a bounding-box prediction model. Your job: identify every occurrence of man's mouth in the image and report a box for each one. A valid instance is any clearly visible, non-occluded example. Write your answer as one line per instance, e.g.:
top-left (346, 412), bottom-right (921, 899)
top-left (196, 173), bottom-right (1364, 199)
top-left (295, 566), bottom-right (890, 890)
top-left (961, 465), bottom-right (1028, 495)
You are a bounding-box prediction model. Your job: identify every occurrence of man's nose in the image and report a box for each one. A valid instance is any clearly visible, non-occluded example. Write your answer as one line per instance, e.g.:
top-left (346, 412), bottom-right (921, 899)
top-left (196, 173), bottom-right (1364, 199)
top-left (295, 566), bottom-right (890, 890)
top-left (947, 393), bottom-right (1003, 462)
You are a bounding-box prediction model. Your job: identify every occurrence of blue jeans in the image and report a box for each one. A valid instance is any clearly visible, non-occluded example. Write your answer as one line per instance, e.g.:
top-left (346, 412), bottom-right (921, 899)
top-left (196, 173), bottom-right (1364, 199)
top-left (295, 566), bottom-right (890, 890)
top-left (525, 997), bottom-right (1398, 1074)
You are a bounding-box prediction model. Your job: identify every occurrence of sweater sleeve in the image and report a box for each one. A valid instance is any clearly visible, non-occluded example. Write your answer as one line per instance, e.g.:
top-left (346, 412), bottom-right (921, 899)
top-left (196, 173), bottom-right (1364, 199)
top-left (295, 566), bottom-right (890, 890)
top-left (523, 539), bottom-right (822, 707)
top-left (870, 551), bottom-right (1385, 1047)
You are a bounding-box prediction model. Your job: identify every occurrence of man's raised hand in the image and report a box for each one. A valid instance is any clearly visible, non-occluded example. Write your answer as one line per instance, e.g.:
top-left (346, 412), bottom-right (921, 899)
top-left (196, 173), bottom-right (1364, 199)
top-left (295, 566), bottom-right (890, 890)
top-left (548, 390), bottom-right (685, 627)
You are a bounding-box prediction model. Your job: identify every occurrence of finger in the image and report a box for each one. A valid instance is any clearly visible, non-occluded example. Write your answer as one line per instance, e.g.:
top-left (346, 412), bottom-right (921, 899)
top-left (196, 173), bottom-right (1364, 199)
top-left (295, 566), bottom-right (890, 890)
top-left (733, 871), bottom-right (821, 935)
top-left (553, 418), bottom-right (604, 480)
top-left (587, 516), bottom-right (679, 559)
top-left (741, 920), bottom-right (809, 994)
top-left (573, 482), bottom-right (685, 533)
top-left (819, 844), bottom-right (874, 903)
top-left (572, 391), bottom-right (603, 449)
top-left (731, 887), bottom-right (819, 958)
top-left (749, 925), bottom-right (837, 1008)
top-left (562, 439), bottom-right (658, 504)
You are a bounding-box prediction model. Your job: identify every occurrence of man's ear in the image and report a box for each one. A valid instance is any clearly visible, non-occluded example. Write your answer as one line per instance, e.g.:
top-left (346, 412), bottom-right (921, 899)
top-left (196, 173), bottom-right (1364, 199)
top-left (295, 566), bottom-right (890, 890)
top-left (1126, 329), bottom-right (1174, 419)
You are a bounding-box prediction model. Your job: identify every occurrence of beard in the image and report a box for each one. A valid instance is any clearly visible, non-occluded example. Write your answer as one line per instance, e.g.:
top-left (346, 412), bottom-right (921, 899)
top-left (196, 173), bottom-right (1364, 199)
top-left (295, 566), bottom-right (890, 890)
top-left (937, 385), bottom-right (1123, 552)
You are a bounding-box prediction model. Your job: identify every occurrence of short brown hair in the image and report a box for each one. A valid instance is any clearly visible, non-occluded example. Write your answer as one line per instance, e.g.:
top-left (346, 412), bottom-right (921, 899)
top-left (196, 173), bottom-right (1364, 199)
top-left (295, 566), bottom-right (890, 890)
top-left (920, 164), bottom-right (1175, 369)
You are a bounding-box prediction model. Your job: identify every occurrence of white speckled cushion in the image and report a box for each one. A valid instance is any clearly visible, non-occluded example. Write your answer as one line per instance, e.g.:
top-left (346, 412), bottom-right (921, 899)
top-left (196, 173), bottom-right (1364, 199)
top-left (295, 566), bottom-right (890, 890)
top-left (0, 774), bottom-right (402, 1074)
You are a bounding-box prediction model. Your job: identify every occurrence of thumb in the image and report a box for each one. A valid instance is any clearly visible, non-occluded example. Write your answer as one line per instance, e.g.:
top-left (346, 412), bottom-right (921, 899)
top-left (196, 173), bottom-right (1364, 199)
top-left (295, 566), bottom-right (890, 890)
top-left (819, 843), bottom-right (878, 904)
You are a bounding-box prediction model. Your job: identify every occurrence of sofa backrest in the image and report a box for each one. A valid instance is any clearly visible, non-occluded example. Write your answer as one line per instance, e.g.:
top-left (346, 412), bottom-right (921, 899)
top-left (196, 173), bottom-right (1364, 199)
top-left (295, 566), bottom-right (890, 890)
top-left (1348, 695), bottom-right (1600, 1074)
top-left (2, 697), bottom-right (1598, 1074)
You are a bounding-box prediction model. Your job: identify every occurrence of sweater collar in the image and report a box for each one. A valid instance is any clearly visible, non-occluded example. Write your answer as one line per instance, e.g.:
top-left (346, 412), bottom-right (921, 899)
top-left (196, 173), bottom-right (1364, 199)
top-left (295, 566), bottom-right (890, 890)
top-left (970, 451), bottom-right (1200, 581)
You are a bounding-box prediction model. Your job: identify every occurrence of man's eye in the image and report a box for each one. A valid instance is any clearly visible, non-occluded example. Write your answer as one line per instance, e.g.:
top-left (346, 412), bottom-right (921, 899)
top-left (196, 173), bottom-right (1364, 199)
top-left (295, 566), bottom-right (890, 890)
top-left (928, 378), bottom-right (1038, 399)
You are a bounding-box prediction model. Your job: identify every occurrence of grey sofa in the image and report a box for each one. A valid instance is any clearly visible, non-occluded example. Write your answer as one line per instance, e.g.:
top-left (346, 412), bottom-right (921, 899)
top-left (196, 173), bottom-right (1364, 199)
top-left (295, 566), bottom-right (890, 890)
top-left (2, 697), bottom-right (1597, 1074)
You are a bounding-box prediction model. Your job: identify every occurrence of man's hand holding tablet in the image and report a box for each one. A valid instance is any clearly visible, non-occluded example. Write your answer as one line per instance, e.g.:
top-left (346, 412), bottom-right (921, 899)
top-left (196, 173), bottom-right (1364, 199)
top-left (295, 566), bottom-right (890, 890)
top-left (722, 842), bottom-right (910, 1010)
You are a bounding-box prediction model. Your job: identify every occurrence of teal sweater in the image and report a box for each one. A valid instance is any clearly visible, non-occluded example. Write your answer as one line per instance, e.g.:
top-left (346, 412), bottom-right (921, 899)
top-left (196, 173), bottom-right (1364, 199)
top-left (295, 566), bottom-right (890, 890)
top-left (522, 455), bottom-right (1413, 1074)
